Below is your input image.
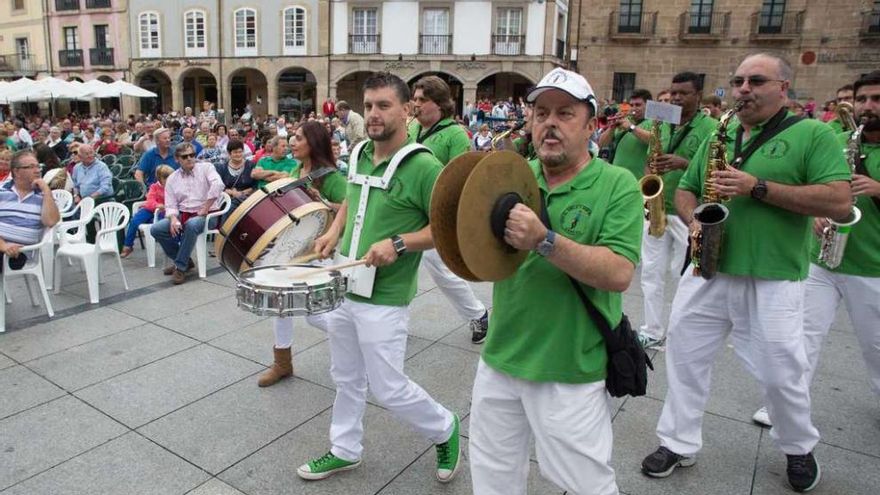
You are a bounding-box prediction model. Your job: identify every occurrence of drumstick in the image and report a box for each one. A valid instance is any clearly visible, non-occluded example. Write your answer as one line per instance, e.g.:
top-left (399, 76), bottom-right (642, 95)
top-left (287, 252), bottom-right (323, 265)
top-left (306, 259), bottom-right (369, 275)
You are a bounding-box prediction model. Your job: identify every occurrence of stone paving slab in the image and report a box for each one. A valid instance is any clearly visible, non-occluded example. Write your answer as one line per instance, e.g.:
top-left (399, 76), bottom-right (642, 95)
top-left (138, 377), bottom-right (335, 475)
top-left (27, 323), bottom-right (198, 391)
top-left (408, 290), bottom-right (468, 342)
top-left (208, 317), bottom-right (328, 368)
top-left (0, 353), bottom-right (14, 371)
top-left (187, 478), bottom-right (248, 495)
top-left (0, 396), bottom-right (127, 490)
top-left (2, 432), bottom-right (209, 495)
top-left (154, 295), bottom-right (268, 342)
top-left (75, 344), bottom-right (264, 429)
top-left (0, 365), bottom-right (66, 420)
top-left (403, 342), bottom-right (481, 419)
top-left (109, 280), bottom-right (230, 322)
top-left (0, 307), bottom-right (145, 362)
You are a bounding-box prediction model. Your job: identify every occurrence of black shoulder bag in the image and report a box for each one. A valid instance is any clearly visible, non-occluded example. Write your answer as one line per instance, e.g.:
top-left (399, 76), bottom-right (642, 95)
top-left (539, 191), bottom-right (653, 398)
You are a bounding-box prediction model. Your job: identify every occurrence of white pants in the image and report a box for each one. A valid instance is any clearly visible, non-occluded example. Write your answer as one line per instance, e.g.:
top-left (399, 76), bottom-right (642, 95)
top-left (656, 273), bottom-right (820, 456)
top-left (422, 249), bottom-right (486, 321)
top-left (272, 313), bottom-right (329, 348)
top-left (469, 359), bottom-right (618, 495)
top-left (639, 215), bottom-right (689, 339)
top-left (803, 264), bottom-right (880, 396)
top-left (326, 299), bottom-right (454, 461)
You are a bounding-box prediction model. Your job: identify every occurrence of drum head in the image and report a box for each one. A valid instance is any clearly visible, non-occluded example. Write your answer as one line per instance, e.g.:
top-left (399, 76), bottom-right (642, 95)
top-left (248, 203), bottom-right (332, 269)
top-left (240, 264), bottom-right (334, 287)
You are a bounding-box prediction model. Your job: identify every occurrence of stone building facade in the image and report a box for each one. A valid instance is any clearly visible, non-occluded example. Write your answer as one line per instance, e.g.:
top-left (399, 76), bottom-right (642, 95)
top-left (568, 0), bottom-right (880, 105)
top-left (0, 0), bottom-right (49, 80)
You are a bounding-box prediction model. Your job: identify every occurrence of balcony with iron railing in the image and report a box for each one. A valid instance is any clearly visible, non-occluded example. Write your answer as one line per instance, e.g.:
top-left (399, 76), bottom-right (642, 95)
top-left (555, 39), bottom-right (565, 59)
top-left (58, 49), bottom-right (83, 67)
top-left (609, 10), bottom-right (658, 40)
top-left (85, 0), bottom-right (111, 8)
top-left (492, 34), bottom-right (525, 55)
top-left (89, 47), bottom-right (114, 66)
top-left (419, 35), bottom-right (452, 55)
top-left (349, 34), bottom-right (380, 54)
top-left (679, 11), bottom-right (731, 40)
top-left (0, 54), bottom-right (41, 75)
top-left (55, 0), bottom-right (79, 11)
top-left (749, 10), bottom-right (805, 40)
top-left (859, 10), bottom-right (880, 40)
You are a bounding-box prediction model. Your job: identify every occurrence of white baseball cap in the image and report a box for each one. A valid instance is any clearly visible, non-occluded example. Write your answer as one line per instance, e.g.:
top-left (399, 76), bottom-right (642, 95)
top-left (527, 68), bottom-right (598, 114)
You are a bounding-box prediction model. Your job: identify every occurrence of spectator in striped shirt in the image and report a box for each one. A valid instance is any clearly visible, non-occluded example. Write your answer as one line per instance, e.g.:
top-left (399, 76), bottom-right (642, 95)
top-left (0, 150), bottom-right (60, 270)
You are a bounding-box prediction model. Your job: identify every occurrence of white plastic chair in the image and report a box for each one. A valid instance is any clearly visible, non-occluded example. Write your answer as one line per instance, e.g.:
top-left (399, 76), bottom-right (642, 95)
top-left (194, 193), bottom-right (231, 279)
top-left (1, 227), bottom-right (56, 332)
top-left (52, 189), bottom-right (74, 214)
top-left (54, 202), bottom-right (130, 304)
top-left (46, 196), bottom-right (95, 289)
top-left (131, 200), bottom-right (164, 268)
top-left (41, 190), bottom-right (75, 287)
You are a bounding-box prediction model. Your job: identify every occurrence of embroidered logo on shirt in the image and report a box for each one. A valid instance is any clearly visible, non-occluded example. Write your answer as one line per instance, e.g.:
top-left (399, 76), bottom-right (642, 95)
top-left (761, 139), bottom-right (790, 159)
top-left (560, 204), bottom-right (592, 236)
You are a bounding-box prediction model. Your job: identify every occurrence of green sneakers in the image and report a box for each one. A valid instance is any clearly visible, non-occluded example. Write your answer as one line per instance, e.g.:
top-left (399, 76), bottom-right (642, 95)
top-left (296, 452), bottom-right (362, 481)
top-left (435, 414), bottom-right (461, 483)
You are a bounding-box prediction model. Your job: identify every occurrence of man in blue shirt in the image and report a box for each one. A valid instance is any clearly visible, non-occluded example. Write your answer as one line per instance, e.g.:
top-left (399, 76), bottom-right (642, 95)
top-left (71, 144), bottom-right (114, 243)
top-left (179, 126), bottom-right (203, 156)
top-left (136, 128), bottom-right (178, 186)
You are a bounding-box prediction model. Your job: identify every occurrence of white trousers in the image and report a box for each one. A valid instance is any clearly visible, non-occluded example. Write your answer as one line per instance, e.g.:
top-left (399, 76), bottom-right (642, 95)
top-left (422, 249), bottom-right (486, 321)
top-left (469, 359), bottom-right (618, 495)
top-left (272, 313), bottom-right (329, 348)
top-left (639, 215), bottom-right (689, 339)
top-left (803, 264), bottom-right (880, 396)
top-left (656, 273), bottom-right (820, 456)
top-left (326, 299), bottom-right (454, 461)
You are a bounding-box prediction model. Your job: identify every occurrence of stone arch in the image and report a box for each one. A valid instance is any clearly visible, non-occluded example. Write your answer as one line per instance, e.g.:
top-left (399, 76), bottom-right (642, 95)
top-left (135, 69), bottom-right (173, 114)
top-left (227, 67), bottom-right (268, 118)
top-left (179, 68), bottom-right (218, 112)
top-left (276, 66), bottom-right (318, 119)
top-left (407, 71), bottom-right (466, 117)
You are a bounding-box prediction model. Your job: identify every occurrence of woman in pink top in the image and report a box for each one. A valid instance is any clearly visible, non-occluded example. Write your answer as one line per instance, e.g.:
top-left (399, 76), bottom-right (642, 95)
top-left (121, 164), bottom-right (173, 257)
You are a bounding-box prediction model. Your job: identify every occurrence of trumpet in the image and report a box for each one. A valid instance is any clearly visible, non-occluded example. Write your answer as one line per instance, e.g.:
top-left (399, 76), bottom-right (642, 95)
top-left (492, 120), bottom-right (526, 151)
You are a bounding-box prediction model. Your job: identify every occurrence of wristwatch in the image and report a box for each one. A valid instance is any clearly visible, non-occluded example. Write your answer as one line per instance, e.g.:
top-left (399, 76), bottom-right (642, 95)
top-left (535, 230), bottom-right (556, 257)
top-left (628, 123), bottom-right (637, 133)
top-left (750, 179), bottom-right (768, 200)
top-left (391, 235), bottom-right (407, 256)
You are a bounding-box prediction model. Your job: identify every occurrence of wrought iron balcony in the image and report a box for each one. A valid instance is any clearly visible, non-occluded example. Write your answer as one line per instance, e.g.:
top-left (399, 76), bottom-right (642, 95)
top-left (750, 10), bottom-right (805, 40)
top-left (859, 10), bottom-right (880, 39)
top-left (609, 10), bottom-right (658, 40)
top-left (419, 35), bottom-right (452, 55)
top-left (89, 47), bottom-right (114, 66)
top-left (349, 34), bottom-right (380, 54)
top-left (85, 0), bottom-right (111, 8)
top-left (555, 39), bottom-right (565, 59)
top-left (679, 11), bottom-right (731, 39)
top-left (0, 53), bottom-right (41, 75)
top-left (58, 49), bottom-right (83, 67)
top-left (492, 34), bottom-right (525, 55)
top-left (55, 0), bottom-right (79, 11)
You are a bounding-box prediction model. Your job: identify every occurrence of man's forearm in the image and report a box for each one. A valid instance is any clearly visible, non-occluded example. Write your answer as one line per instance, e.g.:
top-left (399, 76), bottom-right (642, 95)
top-left (675, 189), bottom-right (699, 225)
top-left (544, 235), bottom-right (634, 292)
top-left (399, 225), bottom-right (433, 252)
top-left (763, 181), bottom-right (851, 219)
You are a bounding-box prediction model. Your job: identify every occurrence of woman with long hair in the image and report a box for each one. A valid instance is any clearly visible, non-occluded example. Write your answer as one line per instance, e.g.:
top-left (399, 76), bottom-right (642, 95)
top-left (257, 120), bottom-right (348, 388)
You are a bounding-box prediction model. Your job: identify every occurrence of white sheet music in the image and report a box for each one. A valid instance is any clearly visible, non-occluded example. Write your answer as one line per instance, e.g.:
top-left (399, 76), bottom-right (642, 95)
top-left (646, 100), bottom-right (683, 125)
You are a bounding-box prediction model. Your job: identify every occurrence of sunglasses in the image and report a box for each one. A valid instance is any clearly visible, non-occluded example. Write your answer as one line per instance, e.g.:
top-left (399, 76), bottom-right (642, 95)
top-left (729, 76), bottom-right (785, 88)
top-left (177, 153), bottom-right (196, 160)
top-left (855, 94), bottom-right (880, 103)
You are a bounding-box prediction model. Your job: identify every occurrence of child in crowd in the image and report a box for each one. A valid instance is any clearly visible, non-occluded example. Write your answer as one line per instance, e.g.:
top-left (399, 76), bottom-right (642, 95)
top-left (120, 164), bottom-right (173, 258)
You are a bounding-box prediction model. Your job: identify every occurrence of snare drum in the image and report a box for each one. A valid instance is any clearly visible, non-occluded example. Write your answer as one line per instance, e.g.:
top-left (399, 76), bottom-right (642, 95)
top-left (215, 178), bottom-right (332, 274)
top-left (236, 264), bottom-right (347, 317)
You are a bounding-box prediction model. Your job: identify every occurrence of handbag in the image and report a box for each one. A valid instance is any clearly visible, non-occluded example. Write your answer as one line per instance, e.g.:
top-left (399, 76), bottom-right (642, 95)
top-left (539, 191), bottom-right (653, 397)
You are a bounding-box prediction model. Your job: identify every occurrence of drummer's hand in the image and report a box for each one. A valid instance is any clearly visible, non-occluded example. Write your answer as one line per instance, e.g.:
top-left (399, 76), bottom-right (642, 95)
top-left (314, 230), bottom-right (338, 259)
top-left (364, 239), bottom-right (397, 267)
top-left (305, 187), bottom-right (322, 202)
top-left (504, 203), bottom-right (546, 251)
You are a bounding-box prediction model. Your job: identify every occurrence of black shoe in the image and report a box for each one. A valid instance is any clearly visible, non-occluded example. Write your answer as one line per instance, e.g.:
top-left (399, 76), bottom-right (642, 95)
top-left (470, 311), bottom-right (488, 344)
top-left (787, 452), bottom-right (820, 492)
top-left (641, 447), bottom-right (696, 478)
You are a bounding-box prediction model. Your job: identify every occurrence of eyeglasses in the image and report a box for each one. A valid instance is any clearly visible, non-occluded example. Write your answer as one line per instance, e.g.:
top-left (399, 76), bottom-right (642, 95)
top-left (855, 94), bottom-right (880, 103)
top-left (177, 153), bottom-right (196, 160)
top-left (729, 76), bottom-right (785, 88)
top-left (15, 164), bottom-right (39, 170)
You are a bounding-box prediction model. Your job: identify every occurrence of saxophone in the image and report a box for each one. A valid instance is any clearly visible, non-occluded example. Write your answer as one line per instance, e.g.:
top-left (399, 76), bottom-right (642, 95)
top-left (817, 122), bottom-right (864, 268)
top-left (639, 120), bottom-right (666, 237)
top-left (690, 100), bottom-right (744, 279)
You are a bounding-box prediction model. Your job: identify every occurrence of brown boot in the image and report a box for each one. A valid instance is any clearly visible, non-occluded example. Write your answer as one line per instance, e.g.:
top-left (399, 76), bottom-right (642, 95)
top-left (257, 347), bottom-right (293, 387)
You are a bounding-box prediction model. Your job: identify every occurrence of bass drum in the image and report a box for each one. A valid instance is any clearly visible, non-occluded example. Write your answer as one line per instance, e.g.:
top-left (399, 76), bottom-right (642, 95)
top-left (215, 178), bottom-right (332, 275)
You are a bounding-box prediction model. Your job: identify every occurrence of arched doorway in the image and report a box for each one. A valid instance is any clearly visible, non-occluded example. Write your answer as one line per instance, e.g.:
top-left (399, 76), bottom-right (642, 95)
top-left (181, 68), bottom-right (218, 112)
top-left (96, 75), bottom-right (119, 113)
top-left (277, 67), bottom-right (317, 120)
top-left (335, 71), bottom-right (372, 115)
top-left (228, 68), bottom-right (267, 119)
top-left (476, 72), bottom-right (534, 106)
top-left (67, 76), bottom-right (90, 115)
top-left (407, 72), bottom-right (464, 119)
top-left (136, 70), bottom-right (172, 114)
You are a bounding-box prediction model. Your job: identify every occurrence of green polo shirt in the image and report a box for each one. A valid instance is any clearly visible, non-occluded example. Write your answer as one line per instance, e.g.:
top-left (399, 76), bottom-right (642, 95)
top-left (827, 119), bottom-right (845, 135)
top-left (656, 112), bottom-right (717, 211)
top-left (680, 113), bottom-right (852, 281)
top-left (811, 134), bottom-right (880, 277)
top-left (408, 117), bottom-right (472, 165)
top-left (482, 157), bottom-right (643, 384)
top-left (255, 155), bottom-right (299, 189)
top-left (611, 119), bottom-right (652, 180)
top-left (339, 137), bottom-right (442, 306)
top-left (289, 164), bottom-right (348, 204)
top-left (512, 136), bottom-right (537, 161)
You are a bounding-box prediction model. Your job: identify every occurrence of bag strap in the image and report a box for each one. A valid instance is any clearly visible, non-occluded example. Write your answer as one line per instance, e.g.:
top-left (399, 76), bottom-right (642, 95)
top-left (731, 111), bottom-right (804, 169)
top-left (538, 191), bottom-right (619, 351)
top-left (853, 148), bottom-right (880, 213)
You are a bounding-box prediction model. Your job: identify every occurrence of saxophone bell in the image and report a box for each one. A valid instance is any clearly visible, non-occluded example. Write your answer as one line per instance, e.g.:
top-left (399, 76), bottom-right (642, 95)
top-left (691, 202), bottom-right (730, 279)
top-left (643, 119), bottom-right (667, 237)
top-left (818, 206), bottom-right (862, 269)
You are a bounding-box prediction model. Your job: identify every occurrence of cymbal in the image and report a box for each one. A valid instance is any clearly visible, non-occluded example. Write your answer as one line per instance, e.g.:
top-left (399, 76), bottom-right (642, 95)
top-left (430, 152), bottom-right (484, 281)
top-left (457, 151), bottom-right (540, 281)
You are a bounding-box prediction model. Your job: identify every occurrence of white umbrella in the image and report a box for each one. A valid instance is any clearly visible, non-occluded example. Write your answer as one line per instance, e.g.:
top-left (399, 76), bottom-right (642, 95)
top-left (107, 80), bottom-right (157, 98)
top-left (0, 77), bottom-right (35, 103)
top-left (6, 77), bottom-right (88, 102)
top-left (79, 79), bottom-right (121, 99)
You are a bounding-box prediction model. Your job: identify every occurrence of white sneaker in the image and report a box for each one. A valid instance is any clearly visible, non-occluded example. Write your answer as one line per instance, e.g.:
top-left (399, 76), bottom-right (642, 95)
top-left (752, 406), bottom-right (772, 427)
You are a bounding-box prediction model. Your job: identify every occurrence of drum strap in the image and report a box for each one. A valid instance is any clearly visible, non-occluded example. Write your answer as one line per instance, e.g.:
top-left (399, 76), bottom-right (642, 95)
top-left (346, 141), bottom-right (430, 258)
